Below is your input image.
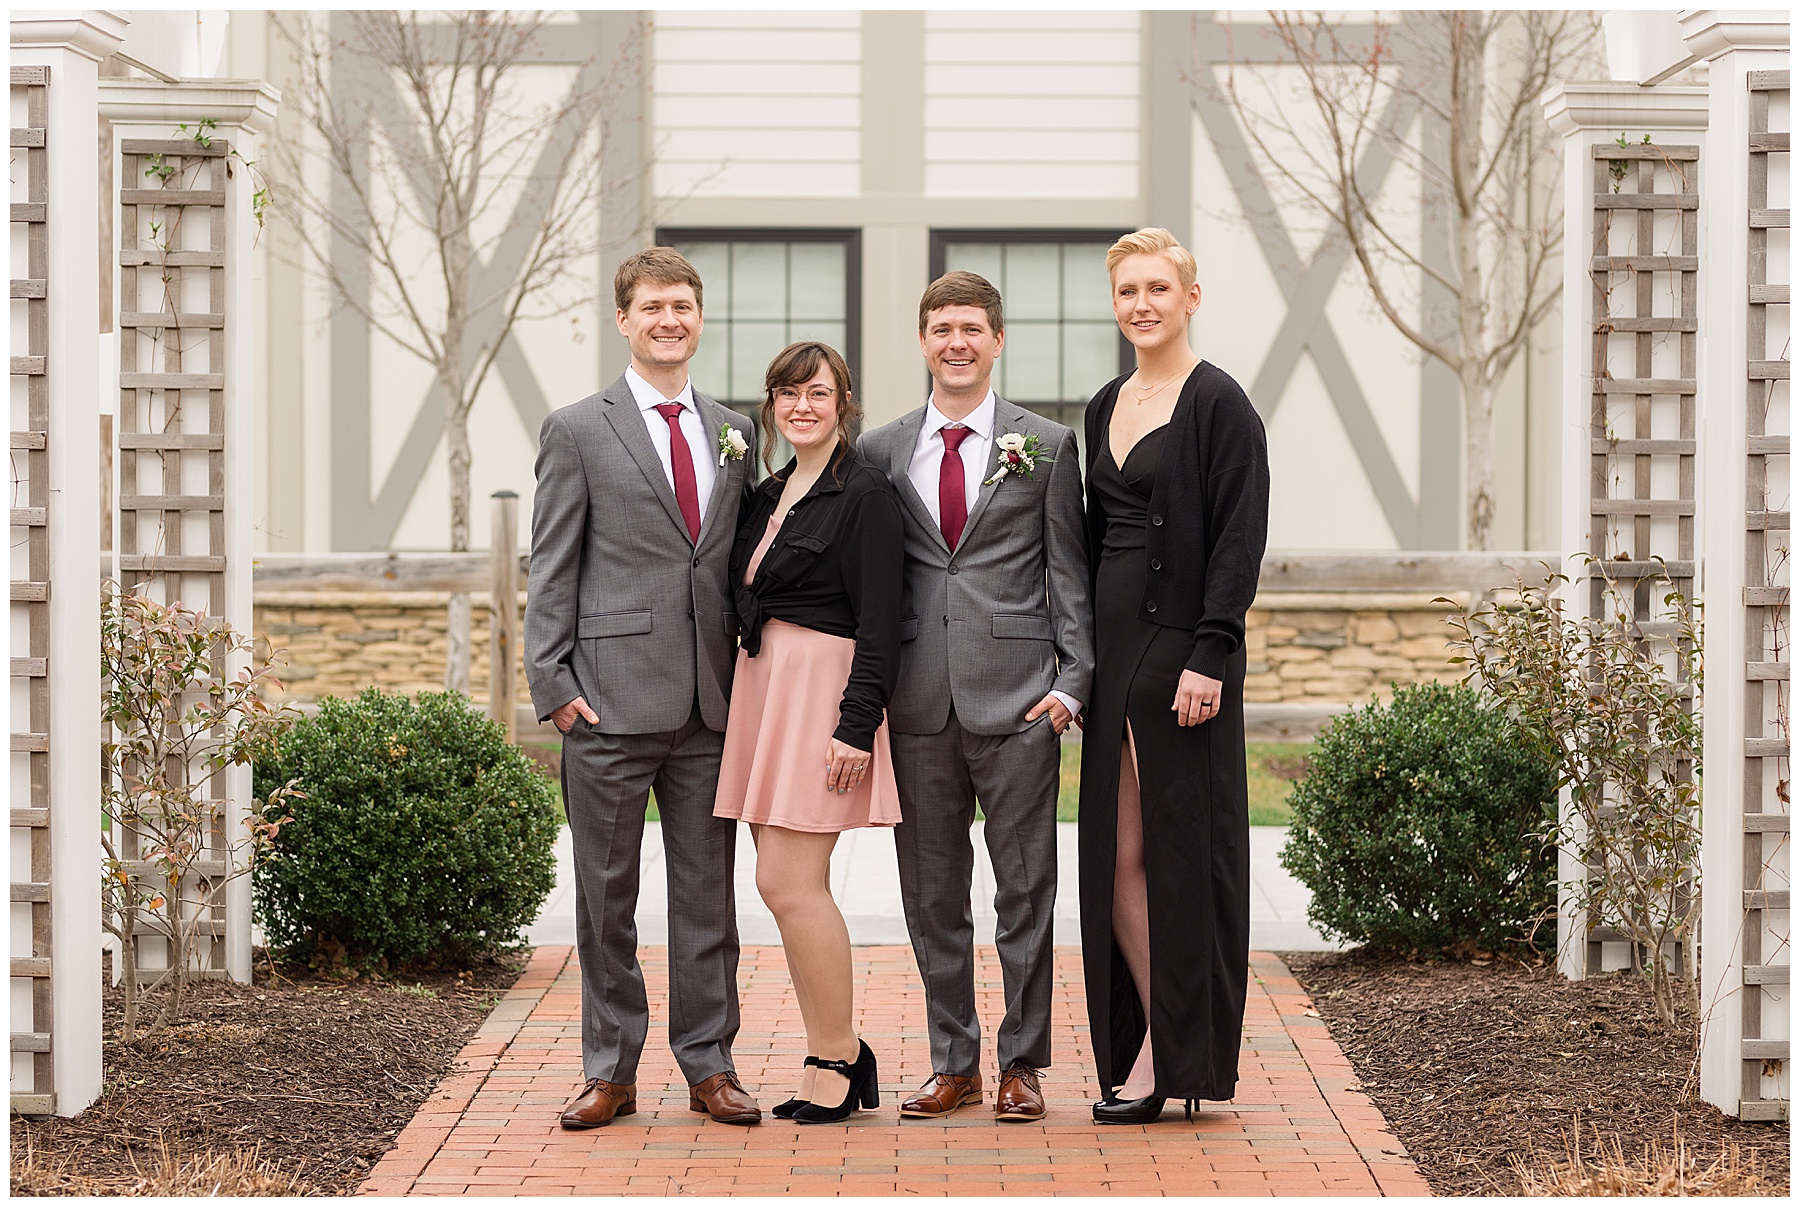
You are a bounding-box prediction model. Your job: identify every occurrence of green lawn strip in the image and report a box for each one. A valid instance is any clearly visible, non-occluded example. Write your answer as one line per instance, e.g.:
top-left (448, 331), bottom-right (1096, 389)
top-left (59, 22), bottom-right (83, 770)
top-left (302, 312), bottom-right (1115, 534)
top-left (532, 736), bottom-right (1309, 828)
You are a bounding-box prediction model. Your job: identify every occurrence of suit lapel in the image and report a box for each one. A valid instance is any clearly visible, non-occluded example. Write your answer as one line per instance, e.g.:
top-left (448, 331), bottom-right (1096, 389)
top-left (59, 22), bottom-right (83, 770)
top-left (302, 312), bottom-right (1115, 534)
top-left (956, 398), bottom-right (1027, 547)
top-left (694, 393), bottom-right (743, 548)
top-left (888, 408), bottom-right (951, 555)
top-left (601, 377), bottom-right (692, 541)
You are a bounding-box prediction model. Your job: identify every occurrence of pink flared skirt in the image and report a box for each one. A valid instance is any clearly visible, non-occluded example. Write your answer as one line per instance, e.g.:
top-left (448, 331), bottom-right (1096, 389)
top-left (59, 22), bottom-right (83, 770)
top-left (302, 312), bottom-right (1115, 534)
top-left (713, 619), bottom-right (902, 833)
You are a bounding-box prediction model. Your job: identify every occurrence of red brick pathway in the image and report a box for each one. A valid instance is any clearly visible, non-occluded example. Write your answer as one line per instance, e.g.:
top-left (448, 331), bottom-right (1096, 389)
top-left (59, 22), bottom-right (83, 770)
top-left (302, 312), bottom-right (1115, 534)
top-left (361, 945), bottom-right (1429, 1197)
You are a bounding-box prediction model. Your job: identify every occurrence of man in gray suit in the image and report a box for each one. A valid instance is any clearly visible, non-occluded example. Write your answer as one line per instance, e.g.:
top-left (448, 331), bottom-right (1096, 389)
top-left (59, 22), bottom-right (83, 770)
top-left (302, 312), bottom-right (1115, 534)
top-left (525, 247), bottom-right (761, 1129)
top-left (859, 271), bottom-right (1093, 1121)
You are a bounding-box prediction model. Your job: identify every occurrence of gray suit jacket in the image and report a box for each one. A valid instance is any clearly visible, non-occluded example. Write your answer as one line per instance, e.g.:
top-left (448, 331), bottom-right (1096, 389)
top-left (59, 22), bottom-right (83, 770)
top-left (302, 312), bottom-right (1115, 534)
top-left (524, 373), bottom-right (755, 734)
top-left (859, 398), bottom-right (1094, 736)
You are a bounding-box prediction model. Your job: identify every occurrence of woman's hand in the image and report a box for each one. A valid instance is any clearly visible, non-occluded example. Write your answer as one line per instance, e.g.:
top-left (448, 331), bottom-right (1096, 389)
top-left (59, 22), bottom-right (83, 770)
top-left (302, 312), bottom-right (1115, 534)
top-left (825, 737), bottom-right (872, 794)
top-left (1172, 669), bottom-right (1223, 727)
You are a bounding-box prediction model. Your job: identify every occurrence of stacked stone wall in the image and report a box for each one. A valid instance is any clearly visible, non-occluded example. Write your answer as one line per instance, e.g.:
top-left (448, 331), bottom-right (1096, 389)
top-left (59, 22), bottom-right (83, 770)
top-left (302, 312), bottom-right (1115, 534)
top-left (254, 589), bottom-right (1472, 711)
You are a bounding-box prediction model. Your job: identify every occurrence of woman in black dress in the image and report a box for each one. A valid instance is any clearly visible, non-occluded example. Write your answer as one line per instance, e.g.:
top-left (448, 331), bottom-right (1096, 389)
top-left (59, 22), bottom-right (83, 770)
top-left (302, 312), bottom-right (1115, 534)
top-left (1078, 228), bottom-right (1269, 1123)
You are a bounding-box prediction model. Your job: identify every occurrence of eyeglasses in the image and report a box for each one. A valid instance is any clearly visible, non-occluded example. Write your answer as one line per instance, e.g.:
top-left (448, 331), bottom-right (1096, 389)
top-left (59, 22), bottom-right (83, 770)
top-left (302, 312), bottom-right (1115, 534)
top-left (773, 387), bottom-right (838, 405)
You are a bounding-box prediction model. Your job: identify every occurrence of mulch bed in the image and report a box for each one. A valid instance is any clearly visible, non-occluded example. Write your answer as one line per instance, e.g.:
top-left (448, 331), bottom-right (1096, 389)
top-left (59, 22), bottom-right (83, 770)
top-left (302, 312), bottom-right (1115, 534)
top-left (11, 949), bottom-right (528, 1197)
top-left (1284, 948), bottom-right (1791, 1196)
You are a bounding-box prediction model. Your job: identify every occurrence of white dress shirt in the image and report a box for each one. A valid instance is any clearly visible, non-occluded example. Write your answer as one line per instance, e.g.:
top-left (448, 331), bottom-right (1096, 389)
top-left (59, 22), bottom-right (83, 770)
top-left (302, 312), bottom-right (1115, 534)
top-left (906, 390), bottom-right (997, 529)
top-left (906, 390), bottom-right (1082, 720)
top-left (626, 364), bottom-right (717, 524)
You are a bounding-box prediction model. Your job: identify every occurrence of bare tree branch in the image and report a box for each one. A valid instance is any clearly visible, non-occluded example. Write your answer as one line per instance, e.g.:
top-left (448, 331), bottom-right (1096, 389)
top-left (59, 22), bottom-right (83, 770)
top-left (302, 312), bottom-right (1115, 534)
top-left (1220, 9), bottom-right (1603, 548)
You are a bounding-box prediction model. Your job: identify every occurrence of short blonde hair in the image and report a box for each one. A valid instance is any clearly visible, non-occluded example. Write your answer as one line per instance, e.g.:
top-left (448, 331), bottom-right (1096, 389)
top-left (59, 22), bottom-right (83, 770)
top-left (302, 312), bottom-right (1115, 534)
top-left (1105, 228), bottom-right (1197, 292)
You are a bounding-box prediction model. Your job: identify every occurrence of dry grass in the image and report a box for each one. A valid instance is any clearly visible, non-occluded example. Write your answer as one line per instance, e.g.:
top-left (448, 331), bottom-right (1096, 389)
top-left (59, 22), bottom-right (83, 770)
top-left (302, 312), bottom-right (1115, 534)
top-left (1510, 1116), bottom-right (1778, 1197)
top-left (13, 1131), bottom-right (319, 1197)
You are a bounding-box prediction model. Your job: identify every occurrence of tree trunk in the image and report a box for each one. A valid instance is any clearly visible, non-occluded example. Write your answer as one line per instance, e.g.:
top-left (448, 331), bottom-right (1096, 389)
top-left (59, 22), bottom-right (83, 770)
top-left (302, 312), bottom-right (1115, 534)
top-left (1463, 363), bottom-right (1497, 551)
top-left (1449, 14), bottom-right (1496, 551)
top-left (440, 354), bottom-right (473, 696)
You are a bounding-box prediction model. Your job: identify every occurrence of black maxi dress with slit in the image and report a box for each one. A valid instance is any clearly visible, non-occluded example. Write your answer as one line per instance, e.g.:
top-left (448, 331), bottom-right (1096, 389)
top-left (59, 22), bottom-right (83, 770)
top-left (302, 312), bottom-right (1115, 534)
top-left (1077, 363), bottom-right (1270, 1103)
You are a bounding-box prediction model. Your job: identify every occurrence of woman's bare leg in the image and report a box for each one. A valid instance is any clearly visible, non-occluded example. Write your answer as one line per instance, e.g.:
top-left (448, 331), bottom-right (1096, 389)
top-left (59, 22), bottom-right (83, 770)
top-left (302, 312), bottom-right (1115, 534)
top-left (756, 824), bottom-right (859, 1109)
top-left (1113, 724), bottom-right (1157, 1098)
top-left (752, 824), bottom-right (818, 1101)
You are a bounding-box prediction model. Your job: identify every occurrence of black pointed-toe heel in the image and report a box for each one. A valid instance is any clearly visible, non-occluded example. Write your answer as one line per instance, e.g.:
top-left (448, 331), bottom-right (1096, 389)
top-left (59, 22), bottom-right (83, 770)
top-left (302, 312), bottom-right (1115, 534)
top-left (770, 1056), bottom-right (820, 1120)
top-left (1092, 1093), bottom-right (1168, 1124)
top-left (793, 1040), bottom-right (879, 1125)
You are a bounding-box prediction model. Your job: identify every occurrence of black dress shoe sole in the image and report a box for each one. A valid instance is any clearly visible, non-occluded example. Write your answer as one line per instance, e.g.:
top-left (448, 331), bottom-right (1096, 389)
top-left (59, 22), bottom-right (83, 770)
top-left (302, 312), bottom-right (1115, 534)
top-left (689, 1102), bottom-right (762, 1125)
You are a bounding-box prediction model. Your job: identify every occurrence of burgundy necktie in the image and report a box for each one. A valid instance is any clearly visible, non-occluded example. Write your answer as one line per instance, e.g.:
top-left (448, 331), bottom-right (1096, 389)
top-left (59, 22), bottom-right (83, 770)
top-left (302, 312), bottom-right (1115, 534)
top-left (654, 402), bottom-right (702, 543)
top-left (939, 424), bottom-right (973, 549)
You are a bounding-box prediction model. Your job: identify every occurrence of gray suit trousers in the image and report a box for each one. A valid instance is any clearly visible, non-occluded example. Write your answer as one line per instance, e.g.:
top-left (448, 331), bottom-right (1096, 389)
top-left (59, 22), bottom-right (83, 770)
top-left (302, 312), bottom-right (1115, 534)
top-left (891, 707), bottom-right (1060, 1076)
top-left (560, 704), bottom-right (740, 1085)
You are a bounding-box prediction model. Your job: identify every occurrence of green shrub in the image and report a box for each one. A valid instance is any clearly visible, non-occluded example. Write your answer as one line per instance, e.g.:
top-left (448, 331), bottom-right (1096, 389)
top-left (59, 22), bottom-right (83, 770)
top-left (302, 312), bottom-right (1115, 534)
top-left (252, 688), bottom-right (559, 966)
top-left (1279, 681), bottom-right (1557, 953)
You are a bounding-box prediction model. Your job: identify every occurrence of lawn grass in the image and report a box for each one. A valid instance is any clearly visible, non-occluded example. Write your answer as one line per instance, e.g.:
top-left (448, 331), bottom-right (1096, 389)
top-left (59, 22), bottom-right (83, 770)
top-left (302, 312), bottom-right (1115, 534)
top-left (530, 736), bottom-right (1311, 827)
top-left (1055, 740), bottom-right (1310, 826)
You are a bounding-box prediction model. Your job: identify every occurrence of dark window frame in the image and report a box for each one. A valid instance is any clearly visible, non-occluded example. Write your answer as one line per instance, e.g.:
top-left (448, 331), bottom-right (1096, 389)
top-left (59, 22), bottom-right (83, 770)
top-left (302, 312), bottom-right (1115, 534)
top-left (653, 226), bottom-right (863, 404)
top-left (927, 228), bottom-right (1134, 412)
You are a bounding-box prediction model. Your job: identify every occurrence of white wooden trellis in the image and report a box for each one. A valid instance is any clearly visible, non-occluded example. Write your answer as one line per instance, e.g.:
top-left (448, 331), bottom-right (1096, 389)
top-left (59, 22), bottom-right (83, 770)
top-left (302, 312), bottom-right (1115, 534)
top-left (1733, 66), bottom-right (1790, 1122)
top-left (9, 62), bottom-right (56, 1118)
top-left (112, 133), bottom-right (240, 982)
top-left (1572, 137), bottom-right (1702, 979)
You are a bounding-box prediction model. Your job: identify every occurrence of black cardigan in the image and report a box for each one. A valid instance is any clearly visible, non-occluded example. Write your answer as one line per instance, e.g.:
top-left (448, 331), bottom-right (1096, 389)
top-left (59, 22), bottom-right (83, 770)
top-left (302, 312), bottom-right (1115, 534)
top-left (730, 442), bottom-right (906, 751)
top-left (1083, 361), bottom-right (1270, 681)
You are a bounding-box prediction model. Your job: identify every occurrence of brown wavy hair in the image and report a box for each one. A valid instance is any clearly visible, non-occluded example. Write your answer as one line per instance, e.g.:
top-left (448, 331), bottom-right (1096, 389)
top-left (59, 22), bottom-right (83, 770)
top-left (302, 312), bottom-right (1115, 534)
top-left (759, 341), bottom-right (859, 473)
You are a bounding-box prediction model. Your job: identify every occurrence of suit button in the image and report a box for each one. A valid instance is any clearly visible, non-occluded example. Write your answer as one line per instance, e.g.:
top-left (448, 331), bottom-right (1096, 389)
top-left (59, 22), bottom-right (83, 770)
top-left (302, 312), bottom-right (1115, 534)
top-left (688, 609), bottom-right (695, 618)
top-left (1149, 558), bottom-right (1162, 571)
top-left (1151, 513), bottom-right (1164, 526)
top-left (948, 565), bottom-right (960, 575)
top-left (1146, 599), bottom-right (1158, 613)
top-left (693, 558), bottom-right (701, 568)
top-left (943, 615), bottom-right (950, 625)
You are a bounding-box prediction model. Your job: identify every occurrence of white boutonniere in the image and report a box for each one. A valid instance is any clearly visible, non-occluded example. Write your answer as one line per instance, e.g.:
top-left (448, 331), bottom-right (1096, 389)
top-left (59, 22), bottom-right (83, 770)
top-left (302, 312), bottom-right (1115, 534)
top-left (717, 424), bottom-right (749, 466)
top-left (984, 431), bottom-right (1054, 485)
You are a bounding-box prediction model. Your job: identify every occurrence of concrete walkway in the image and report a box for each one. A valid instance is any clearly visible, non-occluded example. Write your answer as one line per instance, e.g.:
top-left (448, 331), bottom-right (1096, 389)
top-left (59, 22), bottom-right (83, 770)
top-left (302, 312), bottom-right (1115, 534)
top-left (360, 944), bottom-right (1427, 1198)
top-left (525, 824), bottom-right (1343, 953)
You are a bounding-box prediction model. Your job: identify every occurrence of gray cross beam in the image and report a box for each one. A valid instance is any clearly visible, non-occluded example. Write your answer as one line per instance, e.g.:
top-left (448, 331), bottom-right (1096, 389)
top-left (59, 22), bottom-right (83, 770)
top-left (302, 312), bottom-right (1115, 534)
top-left (327, 11), bottom-right (616, 550)
top-left (1189, 15), bottom-right (1463, 549)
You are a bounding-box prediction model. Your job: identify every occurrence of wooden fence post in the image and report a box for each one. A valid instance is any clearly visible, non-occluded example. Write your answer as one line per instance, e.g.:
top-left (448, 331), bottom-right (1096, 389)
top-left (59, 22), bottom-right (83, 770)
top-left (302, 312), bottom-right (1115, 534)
top-left (489, 490), bottom-right (520, 743)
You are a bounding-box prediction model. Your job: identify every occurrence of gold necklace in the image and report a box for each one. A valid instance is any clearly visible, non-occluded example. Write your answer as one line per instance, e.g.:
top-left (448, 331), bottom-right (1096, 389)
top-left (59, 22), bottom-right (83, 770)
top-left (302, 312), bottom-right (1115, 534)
top-left (1132, 361), bottom-right (1195, 402)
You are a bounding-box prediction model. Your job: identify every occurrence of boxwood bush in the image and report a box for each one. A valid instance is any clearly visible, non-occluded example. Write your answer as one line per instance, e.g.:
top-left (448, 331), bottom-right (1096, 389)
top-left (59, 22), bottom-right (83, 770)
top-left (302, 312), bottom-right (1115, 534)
top-left (252, 688), bottom-right (559, 966)
top-left (1279, 681), bottom-right (1557, 953)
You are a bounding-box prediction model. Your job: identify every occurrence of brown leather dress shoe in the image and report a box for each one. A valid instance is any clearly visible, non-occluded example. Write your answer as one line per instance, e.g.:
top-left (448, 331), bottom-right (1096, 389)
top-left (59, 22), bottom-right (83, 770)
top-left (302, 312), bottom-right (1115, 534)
top-left (899, 1072), bottom-right (983, 1118)
top-left (994, 1064), bottom-right (1046, 1121)
top-left (688, 1070), bottom-right (762, 1125)
top-left (559, 1078), bottom-right (636, 1129)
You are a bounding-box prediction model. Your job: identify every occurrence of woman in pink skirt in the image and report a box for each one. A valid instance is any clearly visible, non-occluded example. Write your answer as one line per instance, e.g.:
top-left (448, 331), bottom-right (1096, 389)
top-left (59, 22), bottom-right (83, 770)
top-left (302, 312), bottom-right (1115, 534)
top-left (714, 340), bottom-right (905, 1124)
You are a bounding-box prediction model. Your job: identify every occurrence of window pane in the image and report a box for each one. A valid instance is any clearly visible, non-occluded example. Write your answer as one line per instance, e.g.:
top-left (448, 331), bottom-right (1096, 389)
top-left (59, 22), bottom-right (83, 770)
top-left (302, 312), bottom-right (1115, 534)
top-left (731, 321), bottom-right (788, 400)
top-left (944, 242), bottom-right (1003, 286)
top-left (675, 242), bottom-right (729, 312)
top-left (999, 322), bottom-right (1060, 401)
top-left (789, 243), bottom-right (846, 322)
top-left (689, 328), bottom-right (728, 399)
top-left (1061, 242), bottom-right (1113, 321)
top-left (1002, 244), bottom-right (1061, 322)
top-left (730, 242), bottom-right (787, 320)
top-left (1062, 322), bottom-right (1119, 400)
top-left (789, 320), bottom-right (847, 360)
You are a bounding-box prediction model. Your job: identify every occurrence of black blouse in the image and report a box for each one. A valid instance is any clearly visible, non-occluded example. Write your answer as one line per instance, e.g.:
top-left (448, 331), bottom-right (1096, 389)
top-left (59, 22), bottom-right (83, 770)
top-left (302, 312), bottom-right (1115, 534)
top-left (730, 442), bottom-right (906, 751)
top-left (1083, 361), bottom-right (1270, 681)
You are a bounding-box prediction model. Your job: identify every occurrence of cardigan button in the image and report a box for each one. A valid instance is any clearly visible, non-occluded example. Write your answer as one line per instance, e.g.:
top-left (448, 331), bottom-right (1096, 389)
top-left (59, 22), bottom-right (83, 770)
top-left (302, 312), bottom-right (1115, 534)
top-left (1146, 599), bottom-right (1158, 613)
top-left (1149, 558), bottom-right (1162, 571)
top-left (1151, 513), bottom-right (1164, 526)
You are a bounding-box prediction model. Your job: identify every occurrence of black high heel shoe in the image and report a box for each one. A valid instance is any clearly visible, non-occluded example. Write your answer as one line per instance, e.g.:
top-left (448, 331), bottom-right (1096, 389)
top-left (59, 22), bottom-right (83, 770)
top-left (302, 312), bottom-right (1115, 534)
top-left (1092, 1094), bottom-right (1200, 1124)
top-left (1092, 1092), bottom-right (1167, 1124)
top-left (792, 1040), bottom-right (879, 1124)
top-left (770, 1056), bottom-right (820, 1120)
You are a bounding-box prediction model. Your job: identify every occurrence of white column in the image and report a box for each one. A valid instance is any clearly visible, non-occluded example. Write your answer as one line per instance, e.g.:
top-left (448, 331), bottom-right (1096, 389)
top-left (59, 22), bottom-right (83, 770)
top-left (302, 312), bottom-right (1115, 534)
top-left (1542, 81), bottom-right (1710, 982)
top-left (9, 8), bottom-right (129, 1119)
top-left (99, 78), bottom-right (278, 984)
top-left (1681, 9), bottom-right (1791, 1121)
